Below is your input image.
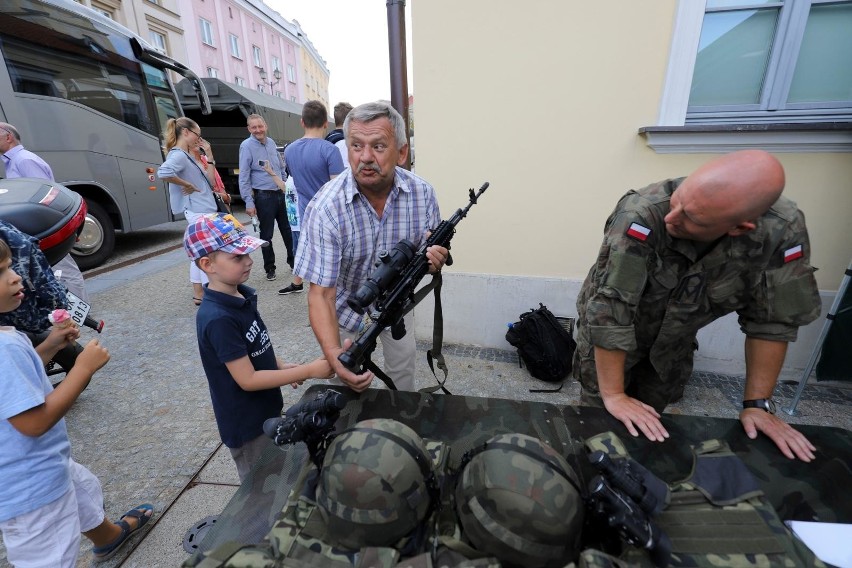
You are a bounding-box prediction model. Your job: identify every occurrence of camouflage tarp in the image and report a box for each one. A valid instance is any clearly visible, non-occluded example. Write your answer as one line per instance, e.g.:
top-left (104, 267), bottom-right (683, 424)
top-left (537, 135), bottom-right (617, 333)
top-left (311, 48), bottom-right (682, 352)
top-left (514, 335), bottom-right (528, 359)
top-left (184, 386), bottom-right (852, 567)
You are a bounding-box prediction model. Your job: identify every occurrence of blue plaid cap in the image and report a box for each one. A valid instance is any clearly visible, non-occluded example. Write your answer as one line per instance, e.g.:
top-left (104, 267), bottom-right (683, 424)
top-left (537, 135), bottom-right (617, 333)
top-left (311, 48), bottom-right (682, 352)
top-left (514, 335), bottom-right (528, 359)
top-left (183, 213), bottom-right (268, 260)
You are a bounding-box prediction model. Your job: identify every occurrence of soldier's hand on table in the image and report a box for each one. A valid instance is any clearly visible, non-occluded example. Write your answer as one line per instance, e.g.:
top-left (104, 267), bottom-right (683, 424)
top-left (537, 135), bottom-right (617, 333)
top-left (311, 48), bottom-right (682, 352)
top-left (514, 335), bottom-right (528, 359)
top-left (603, 393), bottom-right (669, 442)
top-left (740, 409), bottom-right (816, 462)
top-left (331, 339), bottom-right (374, 392)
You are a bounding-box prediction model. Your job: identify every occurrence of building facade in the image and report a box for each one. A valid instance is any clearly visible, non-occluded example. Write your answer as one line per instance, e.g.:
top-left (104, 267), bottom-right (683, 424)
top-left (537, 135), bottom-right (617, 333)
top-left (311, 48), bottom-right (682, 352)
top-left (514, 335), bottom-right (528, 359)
top-left (74, 0), bottom-right (330, 105)
top-left (411, 0), bottom-right (852, 378)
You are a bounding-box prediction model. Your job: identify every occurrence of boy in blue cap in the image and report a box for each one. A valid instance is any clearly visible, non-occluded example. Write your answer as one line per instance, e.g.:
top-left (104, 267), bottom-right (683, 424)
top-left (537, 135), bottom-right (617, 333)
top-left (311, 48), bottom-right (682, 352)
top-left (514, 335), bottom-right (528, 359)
top-left (184, 214), bottom-right (332, 480)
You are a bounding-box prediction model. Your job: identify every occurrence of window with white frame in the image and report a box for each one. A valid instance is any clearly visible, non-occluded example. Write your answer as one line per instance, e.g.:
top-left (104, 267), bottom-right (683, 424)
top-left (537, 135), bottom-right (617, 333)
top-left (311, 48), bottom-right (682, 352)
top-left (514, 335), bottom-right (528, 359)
top-left (272, 56), bottom-right (280, 72)
top-left (661, 0), bottom-right (852, 125)
top-left (92, 4), bottom-right (113, 19)
top-left (234, 76), bottom-right (245, 87)
top-left (252, 45), bottom-right (262, 67)
top-left (206, 67), bottom-right (219, 78)
top-left (287, 64), bottom-right (295, 82)
top-left (200, 18), bottom-right (214, 46)
top-left (149, 30), bottom-right (167, 54)
top-left (643, 0), bottom-right (852, 153)
top-left (257, 84), bottom-right (264, 93)
top-left (690, 0), bottom-right (852, 123)
top-left (229, 33), bottom-right (241, 59)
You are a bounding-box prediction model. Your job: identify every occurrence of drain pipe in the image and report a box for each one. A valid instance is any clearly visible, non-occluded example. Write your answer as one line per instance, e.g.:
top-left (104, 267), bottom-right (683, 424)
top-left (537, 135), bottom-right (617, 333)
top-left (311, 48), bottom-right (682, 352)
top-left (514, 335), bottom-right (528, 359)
top-left (386, 0), bottom-right (410, 170)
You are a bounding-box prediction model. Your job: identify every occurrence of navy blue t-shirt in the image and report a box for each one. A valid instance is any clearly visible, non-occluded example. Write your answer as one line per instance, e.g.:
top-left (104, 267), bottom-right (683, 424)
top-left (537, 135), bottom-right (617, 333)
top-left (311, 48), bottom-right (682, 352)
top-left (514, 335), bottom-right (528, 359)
top-left (195, 284), bottom-right (283, 448)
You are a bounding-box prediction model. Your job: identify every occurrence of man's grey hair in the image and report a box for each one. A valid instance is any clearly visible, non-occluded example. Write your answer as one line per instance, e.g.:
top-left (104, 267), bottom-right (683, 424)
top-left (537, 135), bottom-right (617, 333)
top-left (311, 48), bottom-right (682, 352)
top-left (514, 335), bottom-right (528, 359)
top-left (343, 101), bottom-right (407, 149)
top-left (0, 122), bottom-right (21, 142)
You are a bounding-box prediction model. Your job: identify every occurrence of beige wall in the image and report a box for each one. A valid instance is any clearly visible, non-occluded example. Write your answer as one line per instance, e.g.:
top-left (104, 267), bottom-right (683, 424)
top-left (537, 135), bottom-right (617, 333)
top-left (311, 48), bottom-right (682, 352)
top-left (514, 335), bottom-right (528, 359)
top-left (411, 1), bottom-right (852, 373)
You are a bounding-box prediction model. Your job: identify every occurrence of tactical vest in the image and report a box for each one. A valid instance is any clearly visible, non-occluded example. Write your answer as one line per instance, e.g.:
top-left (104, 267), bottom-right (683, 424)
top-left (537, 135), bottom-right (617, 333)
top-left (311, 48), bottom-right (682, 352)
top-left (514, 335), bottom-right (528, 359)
top-left (579, 432), bottom-right (827, 568)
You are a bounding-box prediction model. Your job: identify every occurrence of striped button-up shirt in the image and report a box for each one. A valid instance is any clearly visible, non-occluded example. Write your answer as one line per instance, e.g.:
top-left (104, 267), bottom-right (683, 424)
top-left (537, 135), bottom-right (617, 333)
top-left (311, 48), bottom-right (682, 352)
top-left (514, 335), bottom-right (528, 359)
top-left (294, 167), bottom-right (441, 332)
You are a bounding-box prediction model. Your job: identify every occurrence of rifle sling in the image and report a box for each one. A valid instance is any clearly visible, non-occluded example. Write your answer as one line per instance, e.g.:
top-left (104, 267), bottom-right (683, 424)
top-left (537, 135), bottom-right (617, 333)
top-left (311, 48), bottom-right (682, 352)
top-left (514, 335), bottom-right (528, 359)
top-left (363, 274), bottom-right (452, 395)
top-left (419, 274), bottom-right (451, 395)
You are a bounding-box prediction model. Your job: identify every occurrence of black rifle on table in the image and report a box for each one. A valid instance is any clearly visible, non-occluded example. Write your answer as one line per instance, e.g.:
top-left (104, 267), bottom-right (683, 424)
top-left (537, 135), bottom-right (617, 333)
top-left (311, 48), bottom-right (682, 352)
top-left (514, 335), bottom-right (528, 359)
top-left (586, 451), bottom-right (672, 567)
top-left (337, 182), bottom-right (489, 393)
top-left (263, 389), bottom-right (347, 467)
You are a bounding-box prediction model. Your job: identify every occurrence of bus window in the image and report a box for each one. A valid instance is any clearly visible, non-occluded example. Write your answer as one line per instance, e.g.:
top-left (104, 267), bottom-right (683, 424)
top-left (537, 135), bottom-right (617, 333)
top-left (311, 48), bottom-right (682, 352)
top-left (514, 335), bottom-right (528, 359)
top-left (0, 26), bottom-right (156, 135)
top-left (153, 94), bottom-right (179, 136)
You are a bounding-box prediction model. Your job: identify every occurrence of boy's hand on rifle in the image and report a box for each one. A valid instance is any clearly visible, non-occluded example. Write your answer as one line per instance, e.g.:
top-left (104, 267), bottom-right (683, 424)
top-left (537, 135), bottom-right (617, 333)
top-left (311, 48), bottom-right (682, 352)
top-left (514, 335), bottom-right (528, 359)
top-left (426, 244), bottom-right (449, 274)
top-left (333, 339), bottom-right (374, 392)
top-left (76, 338), bottom-right (110, 375)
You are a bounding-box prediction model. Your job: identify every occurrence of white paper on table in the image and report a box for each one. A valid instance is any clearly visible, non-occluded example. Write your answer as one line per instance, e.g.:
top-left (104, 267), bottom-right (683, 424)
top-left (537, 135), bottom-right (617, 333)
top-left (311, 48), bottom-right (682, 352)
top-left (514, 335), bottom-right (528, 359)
top-left (785, 521), bottom-right (852, 568)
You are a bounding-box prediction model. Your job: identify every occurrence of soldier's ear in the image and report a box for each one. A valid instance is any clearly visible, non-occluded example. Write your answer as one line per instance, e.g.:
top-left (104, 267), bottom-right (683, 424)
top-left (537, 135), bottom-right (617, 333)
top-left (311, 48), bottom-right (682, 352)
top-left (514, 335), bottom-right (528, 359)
top-left (727, 221), bottom-right (756, 237)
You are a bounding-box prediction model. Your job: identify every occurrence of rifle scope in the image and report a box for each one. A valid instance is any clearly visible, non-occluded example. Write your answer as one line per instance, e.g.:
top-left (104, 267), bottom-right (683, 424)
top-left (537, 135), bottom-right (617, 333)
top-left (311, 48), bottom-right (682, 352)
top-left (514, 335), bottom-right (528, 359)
top-left (347, 239), bottom-right (417, 314)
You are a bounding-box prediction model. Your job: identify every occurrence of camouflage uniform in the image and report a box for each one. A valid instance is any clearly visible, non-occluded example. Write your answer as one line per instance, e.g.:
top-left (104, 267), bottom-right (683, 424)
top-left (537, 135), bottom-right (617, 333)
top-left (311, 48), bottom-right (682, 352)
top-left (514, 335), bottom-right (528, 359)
top-left (573, 178), bottom-right (820, 411)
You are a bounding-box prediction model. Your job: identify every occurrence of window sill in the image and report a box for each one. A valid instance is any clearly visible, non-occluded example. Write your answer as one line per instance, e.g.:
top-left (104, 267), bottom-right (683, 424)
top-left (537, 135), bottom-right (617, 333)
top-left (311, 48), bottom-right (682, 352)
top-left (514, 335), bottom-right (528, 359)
top-left (638, 122), bottom-right (852, 154)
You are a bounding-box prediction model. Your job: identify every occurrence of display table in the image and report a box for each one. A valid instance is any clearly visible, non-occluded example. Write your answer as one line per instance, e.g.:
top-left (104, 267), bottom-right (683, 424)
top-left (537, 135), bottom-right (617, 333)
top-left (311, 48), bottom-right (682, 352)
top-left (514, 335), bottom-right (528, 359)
top-left (186, 386), bottom-right (852, 564)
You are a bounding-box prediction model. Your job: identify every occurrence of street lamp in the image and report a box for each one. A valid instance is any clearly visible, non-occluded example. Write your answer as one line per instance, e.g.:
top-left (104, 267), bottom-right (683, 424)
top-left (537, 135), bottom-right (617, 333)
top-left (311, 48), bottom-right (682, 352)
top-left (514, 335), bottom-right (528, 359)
top-left (258, 67), bottom-right (282, 92)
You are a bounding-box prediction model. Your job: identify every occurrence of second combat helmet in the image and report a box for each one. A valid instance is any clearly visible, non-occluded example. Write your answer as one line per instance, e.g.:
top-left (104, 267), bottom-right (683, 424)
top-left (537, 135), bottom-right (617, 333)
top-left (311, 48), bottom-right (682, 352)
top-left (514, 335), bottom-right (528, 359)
top-left (455, 432), bottom-right (584, 567)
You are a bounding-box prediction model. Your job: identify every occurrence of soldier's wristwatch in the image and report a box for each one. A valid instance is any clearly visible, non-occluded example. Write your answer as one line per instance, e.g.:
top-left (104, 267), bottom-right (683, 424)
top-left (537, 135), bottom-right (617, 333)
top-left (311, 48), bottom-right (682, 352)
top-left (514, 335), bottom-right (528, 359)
top-left (742, 398), bottom-right (776, 414)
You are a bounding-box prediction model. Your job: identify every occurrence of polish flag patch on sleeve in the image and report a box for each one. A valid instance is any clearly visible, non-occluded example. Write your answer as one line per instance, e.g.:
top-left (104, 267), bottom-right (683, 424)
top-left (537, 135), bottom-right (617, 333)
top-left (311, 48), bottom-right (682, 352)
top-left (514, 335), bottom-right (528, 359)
top-left (784, 244), bottom-right (803, 263)
top-left (626, 222), bottom-right (651, 242)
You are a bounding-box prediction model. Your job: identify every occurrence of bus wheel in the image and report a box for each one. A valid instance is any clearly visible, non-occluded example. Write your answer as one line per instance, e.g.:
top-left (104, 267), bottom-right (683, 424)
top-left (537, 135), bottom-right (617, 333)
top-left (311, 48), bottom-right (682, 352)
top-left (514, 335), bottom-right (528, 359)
top-left (71, 199), bottom-right (115, 270)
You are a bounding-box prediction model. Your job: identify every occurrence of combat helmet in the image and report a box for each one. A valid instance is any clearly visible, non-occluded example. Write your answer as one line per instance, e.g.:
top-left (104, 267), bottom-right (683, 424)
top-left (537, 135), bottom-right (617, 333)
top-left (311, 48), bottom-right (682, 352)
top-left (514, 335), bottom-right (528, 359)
top-left (315, 418), bottom-right (436, 550)
top-left (455, 432), bottom-right (584, 568)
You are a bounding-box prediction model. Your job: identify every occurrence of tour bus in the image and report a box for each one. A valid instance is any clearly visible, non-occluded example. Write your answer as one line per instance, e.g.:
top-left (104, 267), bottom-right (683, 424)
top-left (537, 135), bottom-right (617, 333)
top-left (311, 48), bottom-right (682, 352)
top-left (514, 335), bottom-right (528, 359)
top-left (0, 0), bottom-right (210, 269)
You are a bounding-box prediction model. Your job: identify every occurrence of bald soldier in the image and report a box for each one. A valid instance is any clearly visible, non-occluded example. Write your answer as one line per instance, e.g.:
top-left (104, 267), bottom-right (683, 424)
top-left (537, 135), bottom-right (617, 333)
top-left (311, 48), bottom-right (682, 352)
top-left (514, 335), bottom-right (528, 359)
top-left (574, 150), bottom-right (821, 462)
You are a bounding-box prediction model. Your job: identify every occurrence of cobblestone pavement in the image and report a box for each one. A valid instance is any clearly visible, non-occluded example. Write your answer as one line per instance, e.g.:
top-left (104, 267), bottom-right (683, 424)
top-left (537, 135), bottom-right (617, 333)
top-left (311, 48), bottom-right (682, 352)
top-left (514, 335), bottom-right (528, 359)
top-left (0, 226), bottom-right (849, 567)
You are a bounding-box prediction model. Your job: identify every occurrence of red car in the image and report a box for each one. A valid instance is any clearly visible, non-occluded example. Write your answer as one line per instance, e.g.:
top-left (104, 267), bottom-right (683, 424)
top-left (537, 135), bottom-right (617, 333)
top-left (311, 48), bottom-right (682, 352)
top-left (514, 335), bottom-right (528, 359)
top-left (0, 177), bottom-right (87, 265)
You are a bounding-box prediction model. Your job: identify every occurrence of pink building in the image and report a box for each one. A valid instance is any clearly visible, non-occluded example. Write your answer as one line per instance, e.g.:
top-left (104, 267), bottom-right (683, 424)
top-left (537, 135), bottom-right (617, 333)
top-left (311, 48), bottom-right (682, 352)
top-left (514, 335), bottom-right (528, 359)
top-left (178, 0), bottom-right (329, 104)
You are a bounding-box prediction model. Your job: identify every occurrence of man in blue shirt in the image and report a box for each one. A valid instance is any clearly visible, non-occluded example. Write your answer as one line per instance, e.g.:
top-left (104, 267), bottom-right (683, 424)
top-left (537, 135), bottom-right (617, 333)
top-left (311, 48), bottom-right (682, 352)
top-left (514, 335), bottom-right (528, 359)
top-left (279, 100), bottom-right (344, 295)
top-left (238, 114), bottom-right (293, 281)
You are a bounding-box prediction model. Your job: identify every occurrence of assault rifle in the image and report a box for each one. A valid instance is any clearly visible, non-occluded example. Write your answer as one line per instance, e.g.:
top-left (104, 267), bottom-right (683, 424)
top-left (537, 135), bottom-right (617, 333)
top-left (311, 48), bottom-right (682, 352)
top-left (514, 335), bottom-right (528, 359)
top-left (588, 475), bottom-right (672, 567)
top-left (338, 182), bottom-right (489, 389)
top-left (588, 451), bottom-right (670, 515)
top-left (263, 389), bottom-right (347, 467)
top-left (587, 452), bottom-right (672, 567)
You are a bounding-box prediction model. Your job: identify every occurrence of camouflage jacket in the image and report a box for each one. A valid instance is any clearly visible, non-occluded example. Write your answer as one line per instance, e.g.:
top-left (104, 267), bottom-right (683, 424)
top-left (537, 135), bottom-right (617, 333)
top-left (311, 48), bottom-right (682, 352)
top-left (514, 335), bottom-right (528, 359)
top-left (574, 178), bottom-right (820, 388)
top-left (0, 220), bottom-right (67, 333)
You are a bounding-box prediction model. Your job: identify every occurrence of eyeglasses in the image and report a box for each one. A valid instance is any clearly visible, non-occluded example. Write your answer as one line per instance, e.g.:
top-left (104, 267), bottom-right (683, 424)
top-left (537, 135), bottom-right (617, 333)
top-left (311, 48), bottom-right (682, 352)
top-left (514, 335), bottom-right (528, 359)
top-left (187, 128), bottom-right (201, 138)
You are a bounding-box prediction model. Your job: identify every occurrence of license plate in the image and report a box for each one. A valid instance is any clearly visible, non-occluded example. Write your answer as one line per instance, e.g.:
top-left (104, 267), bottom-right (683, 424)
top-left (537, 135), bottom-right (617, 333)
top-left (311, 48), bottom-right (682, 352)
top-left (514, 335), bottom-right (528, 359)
top-left (66, 291), bottom-right (91, 326)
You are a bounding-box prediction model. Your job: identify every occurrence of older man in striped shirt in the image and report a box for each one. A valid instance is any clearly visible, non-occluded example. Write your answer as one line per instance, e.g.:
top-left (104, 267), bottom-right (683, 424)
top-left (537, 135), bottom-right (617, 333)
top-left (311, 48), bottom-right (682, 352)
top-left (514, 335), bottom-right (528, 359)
top-left (293, 101), bottom-right (448, 392)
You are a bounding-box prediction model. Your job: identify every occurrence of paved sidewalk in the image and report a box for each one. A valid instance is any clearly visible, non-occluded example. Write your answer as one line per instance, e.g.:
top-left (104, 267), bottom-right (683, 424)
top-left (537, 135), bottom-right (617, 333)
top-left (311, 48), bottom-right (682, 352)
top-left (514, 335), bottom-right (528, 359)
top-left (1, 234), bottom-right (849, 567)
